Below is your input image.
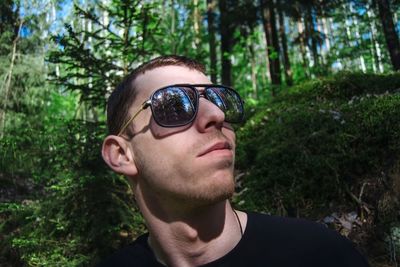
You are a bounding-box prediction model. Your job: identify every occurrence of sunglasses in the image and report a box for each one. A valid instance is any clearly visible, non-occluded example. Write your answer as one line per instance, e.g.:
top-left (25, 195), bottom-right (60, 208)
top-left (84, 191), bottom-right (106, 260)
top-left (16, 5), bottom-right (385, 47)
top-left (118, 84), bottom-right (245, 136)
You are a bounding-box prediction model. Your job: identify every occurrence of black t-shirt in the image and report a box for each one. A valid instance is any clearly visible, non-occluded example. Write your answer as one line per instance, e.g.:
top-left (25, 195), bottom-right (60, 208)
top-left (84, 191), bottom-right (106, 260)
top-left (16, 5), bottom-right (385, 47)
top-left (97, 212), bottom-right (370, 267)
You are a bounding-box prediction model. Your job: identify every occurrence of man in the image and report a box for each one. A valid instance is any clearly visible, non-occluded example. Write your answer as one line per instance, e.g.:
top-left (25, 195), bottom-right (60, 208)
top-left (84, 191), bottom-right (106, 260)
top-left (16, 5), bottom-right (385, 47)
top-left (100, 55), bottom-right (369, 267)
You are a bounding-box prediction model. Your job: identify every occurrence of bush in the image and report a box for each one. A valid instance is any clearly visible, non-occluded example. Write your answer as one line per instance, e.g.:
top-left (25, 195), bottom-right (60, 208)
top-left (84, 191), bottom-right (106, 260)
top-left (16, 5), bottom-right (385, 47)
top-left (1, 120), bottom-right (145, 266)
top-left (236, 72), bottom-right (400, 216)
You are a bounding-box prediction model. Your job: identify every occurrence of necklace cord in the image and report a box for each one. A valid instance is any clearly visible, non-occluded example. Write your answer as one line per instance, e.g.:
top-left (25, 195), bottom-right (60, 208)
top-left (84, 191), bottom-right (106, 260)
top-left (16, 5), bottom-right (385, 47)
top-left (232, 208), bottom-right (243, 236)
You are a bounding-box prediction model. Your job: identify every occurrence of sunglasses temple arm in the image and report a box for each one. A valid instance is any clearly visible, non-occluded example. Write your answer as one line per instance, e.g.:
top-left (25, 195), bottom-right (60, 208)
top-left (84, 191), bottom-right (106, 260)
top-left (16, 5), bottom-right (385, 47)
top-left (117, 101), bottom-right (150, 136)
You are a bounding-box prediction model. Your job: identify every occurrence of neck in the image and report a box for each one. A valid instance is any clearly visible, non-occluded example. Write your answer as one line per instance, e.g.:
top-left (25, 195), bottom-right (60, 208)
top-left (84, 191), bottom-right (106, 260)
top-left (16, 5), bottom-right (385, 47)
top-left (135, 185), bottom-right (246, 267)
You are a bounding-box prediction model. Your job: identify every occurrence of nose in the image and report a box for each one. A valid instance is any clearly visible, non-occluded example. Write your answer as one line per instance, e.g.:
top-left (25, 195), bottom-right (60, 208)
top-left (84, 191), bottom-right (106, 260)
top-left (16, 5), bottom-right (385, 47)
top-left (194, 97), bottom-right (225, 132)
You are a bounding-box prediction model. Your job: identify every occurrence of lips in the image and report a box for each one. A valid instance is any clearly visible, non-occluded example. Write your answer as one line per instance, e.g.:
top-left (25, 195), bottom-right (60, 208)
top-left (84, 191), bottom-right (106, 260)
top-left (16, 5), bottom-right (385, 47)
top-left (197, 141), bottom-right (232, 157)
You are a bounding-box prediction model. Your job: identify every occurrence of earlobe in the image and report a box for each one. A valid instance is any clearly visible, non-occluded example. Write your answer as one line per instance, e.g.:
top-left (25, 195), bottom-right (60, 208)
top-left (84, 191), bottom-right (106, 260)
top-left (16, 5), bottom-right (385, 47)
top-left (102, 135), bottom-right (138, 176)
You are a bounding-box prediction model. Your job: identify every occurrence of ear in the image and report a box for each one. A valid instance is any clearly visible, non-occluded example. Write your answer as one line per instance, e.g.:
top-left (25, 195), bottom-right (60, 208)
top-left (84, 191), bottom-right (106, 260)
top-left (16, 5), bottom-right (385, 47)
top-left (102, 135), bottom-right (138, 176)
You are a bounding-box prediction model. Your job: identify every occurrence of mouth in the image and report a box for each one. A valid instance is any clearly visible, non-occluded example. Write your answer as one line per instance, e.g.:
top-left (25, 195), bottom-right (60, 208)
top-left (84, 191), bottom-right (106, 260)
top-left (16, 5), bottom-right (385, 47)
top-left (197, 141), bottom-right (232, 157)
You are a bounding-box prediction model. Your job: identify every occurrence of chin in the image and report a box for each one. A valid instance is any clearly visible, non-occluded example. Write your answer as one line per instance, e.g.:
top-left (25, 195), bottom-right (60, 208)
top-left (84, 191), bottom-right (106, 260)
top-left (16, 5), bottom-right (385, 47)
top-left (182, 176), bottom-right (236, 206)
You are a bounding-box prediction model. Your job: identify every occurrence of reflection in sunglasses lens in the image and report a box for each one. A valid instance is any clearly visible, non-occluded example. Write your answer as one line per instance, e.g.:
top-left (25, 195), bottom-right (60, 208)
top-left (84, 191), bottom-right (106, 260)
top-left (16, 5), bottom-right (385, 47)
top-left (206, 87), bottom-right (243, 123)
top-left (152, 87), bottom-right (196, 126)
top-left (206, 89), bottom-right (226, 111)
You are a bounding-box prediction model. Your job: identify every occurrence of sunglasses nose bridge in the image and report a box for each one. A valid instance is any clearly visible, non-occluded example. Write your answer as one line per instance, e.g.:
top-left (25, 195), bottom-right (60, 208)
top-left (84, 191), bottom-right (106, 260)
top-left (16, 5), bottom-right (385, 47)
top-left (202, 88), bottom-right (228, 112)
top-left (194, 89), bottom-right (224, 120)
top-left (196, 94), bottom-right (226, 126)
top-left (198, 91), bottom-right (206, 99)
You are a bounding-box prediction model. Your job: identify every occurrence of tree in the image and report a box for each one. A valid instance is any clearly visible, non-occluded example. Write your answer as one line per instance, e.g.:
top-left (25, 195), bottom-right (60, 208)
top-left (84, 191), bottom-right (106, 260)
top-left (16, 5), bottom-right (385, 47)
top-left (48, 0), bottom-right (161, 111)
top-left (219, 0), bottom-right (236, 86)
top-left (277, 1), bottom-right (293, 85)
top-left (207, 0), bottom-right (218, 83)
top-left (0, 0), bottom-right (56, 138)
top-left (0, 19), bottom-right (23, 138)
top-left (285, 0), bottom-right (342, 75)
top-left (367, 2), bottom-right (386, 72)
top-left (375, 0), bottom-right (400, 70)
top-left (261, 0), bottom-right (281, 90)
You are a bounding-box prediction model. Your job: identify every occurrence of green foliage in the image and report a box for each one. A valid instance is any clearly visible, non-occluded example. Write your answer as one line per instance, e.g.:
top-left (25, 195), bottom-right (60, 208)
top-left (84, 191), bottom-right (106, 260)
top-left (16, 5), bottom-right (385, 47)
top-left (48, 0), bottom-right (162, 109)
top-left (1, 2), bottom-right (166, 265)
top-left (276, 72), bottom-right (400, 103)
top-left (154, 0), bottom-right (209, 62)
top-left (1, 0), bottom-right (399, 266)
top-left (1, 119), bottom-right (145, 266)
top-left (236, 72), bottom-right (400, 217)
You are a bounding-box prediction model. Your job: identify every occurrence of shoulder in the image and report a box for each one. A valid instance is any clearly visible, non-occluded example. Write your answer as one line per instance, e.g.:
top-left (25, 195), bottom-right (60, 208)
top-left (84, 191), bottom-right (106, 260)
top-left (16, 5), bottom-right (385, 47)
top-left (247, 211), bottom-right (350, 243)
top-left (243, 211), bottom-right (370, 267)
top-left (248, 211), bottom-right (336, 234)
top-left (95, 233), bottom-right (161, 267)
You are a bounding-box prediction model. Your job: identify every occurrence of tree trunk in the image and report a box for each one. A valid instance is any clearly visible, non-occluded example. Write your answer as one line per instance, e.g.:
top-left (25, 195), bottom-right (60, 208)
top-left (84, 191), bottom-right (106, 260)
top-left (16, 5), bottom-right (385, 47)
top-left (297, 19), bottom-right (310, 77)
top-left (141, 6), bottom-right (149, 61)
top-left (247, 34), bottom-right (258, 98)
top-left (277, 4), bottom-right (292, 86)
top-left (193, 0), bottom-right (201, 50)
top-left (51, 2), bottom-right (60, 77)
top-left (367, 7), bottom-right (385, 73)
top-left (322, 18), bottom-right (331, 51)
top-left (317, 18), bottom-right (325, 65)
top-left (350, 4), bottom-right (367, 72)
top-left (170, 0), bottom-right (177, 54)
top-left (207, 0), bottom-right (218, 83)
top-left (219, 0), bottom-right (234, 86)
top-left (261, 0), bottom-right (281, 92)
top-left (342, 3), bottom-right (353, 69)
top-left (0, 20), bottom-right (23, 139)
top-left (122, 10), bottom-right (130, 74)
top-left (343, 3), bottom-right (352, 47)
top-left (305, 4), bottom-right (318, 67)
top-left (259, 24), bottom-right (271, 83)
top-left (376, 0), bottom-right (400, 70)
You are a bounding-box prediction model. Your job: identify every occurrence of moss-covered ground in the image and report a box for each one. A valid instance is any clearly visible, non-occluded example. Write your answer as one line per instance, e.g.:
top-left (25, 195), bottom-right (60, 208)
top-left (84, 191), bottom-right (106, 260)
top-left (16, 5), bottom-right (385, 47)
top-left (235, 72), bottom-right (400, 266)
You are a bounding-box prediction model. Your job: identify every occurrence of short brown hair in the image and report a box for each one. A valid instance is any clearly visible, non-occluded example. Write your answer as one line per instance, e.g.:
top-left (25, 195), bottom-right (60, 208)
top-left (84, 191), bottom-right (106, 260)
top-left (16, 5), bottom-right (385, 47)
top-left (107, 55), bottom-right (206, 136)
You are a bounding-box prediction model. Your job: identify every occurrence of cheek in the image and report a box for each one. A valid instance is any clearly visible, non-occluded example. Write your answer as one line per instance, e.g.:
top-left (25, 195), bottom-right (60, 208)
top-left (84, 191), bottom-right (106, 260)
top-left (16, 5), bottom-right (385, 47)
top-left (149, 118), bottom-right (192, 138)
top-left (133, 134), bottom-right (191, 175)
top-left (133, 137), bottom-right (194, 195)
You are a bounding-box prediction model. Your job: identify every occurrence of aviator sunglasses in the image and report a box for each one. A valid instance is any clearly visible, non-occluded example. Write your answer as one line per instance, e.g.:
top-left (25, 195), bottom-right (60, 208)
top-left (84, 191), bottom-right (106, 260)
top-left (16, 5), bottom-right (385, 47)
top-left (118, 84), bottom-right (245, 136)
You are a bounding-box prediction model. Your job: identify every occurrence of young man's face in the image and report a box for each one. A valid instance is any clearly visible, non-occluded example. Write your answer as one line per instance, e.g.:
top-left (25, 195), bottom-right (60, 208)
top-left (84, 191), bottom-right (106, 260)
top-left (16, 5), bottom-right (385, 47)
top-left (127, 65), bottom-right (236, 207)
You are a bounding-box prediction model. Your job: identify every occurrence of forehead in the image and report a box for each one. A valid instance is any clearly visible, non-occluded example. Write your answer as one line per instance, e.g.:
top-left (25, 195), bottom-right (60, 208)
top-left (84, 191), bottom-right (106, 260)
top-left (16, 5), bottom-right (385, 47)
top-left (133, 65), bottom-right (211, 97)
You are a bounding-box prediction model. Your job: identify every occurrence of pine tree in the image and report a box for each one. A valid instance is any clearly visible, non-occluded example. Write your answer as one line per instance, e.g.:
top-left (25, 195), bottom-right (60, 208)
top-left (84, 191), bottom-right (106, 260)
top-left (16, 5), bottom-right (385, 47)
top-left (48, 0), bottom-right (161, 111)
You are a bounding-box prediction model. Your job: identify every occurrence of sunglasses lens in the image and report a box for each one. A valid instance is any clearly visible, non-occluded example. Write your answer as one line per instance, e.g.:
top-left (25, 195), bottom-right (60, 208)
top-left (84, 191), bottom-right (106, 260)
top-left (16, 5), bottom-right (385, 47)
top-left (206, 87), bottom-right (244, 123)
top-left (151, 86), bottom-right (197, 126)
